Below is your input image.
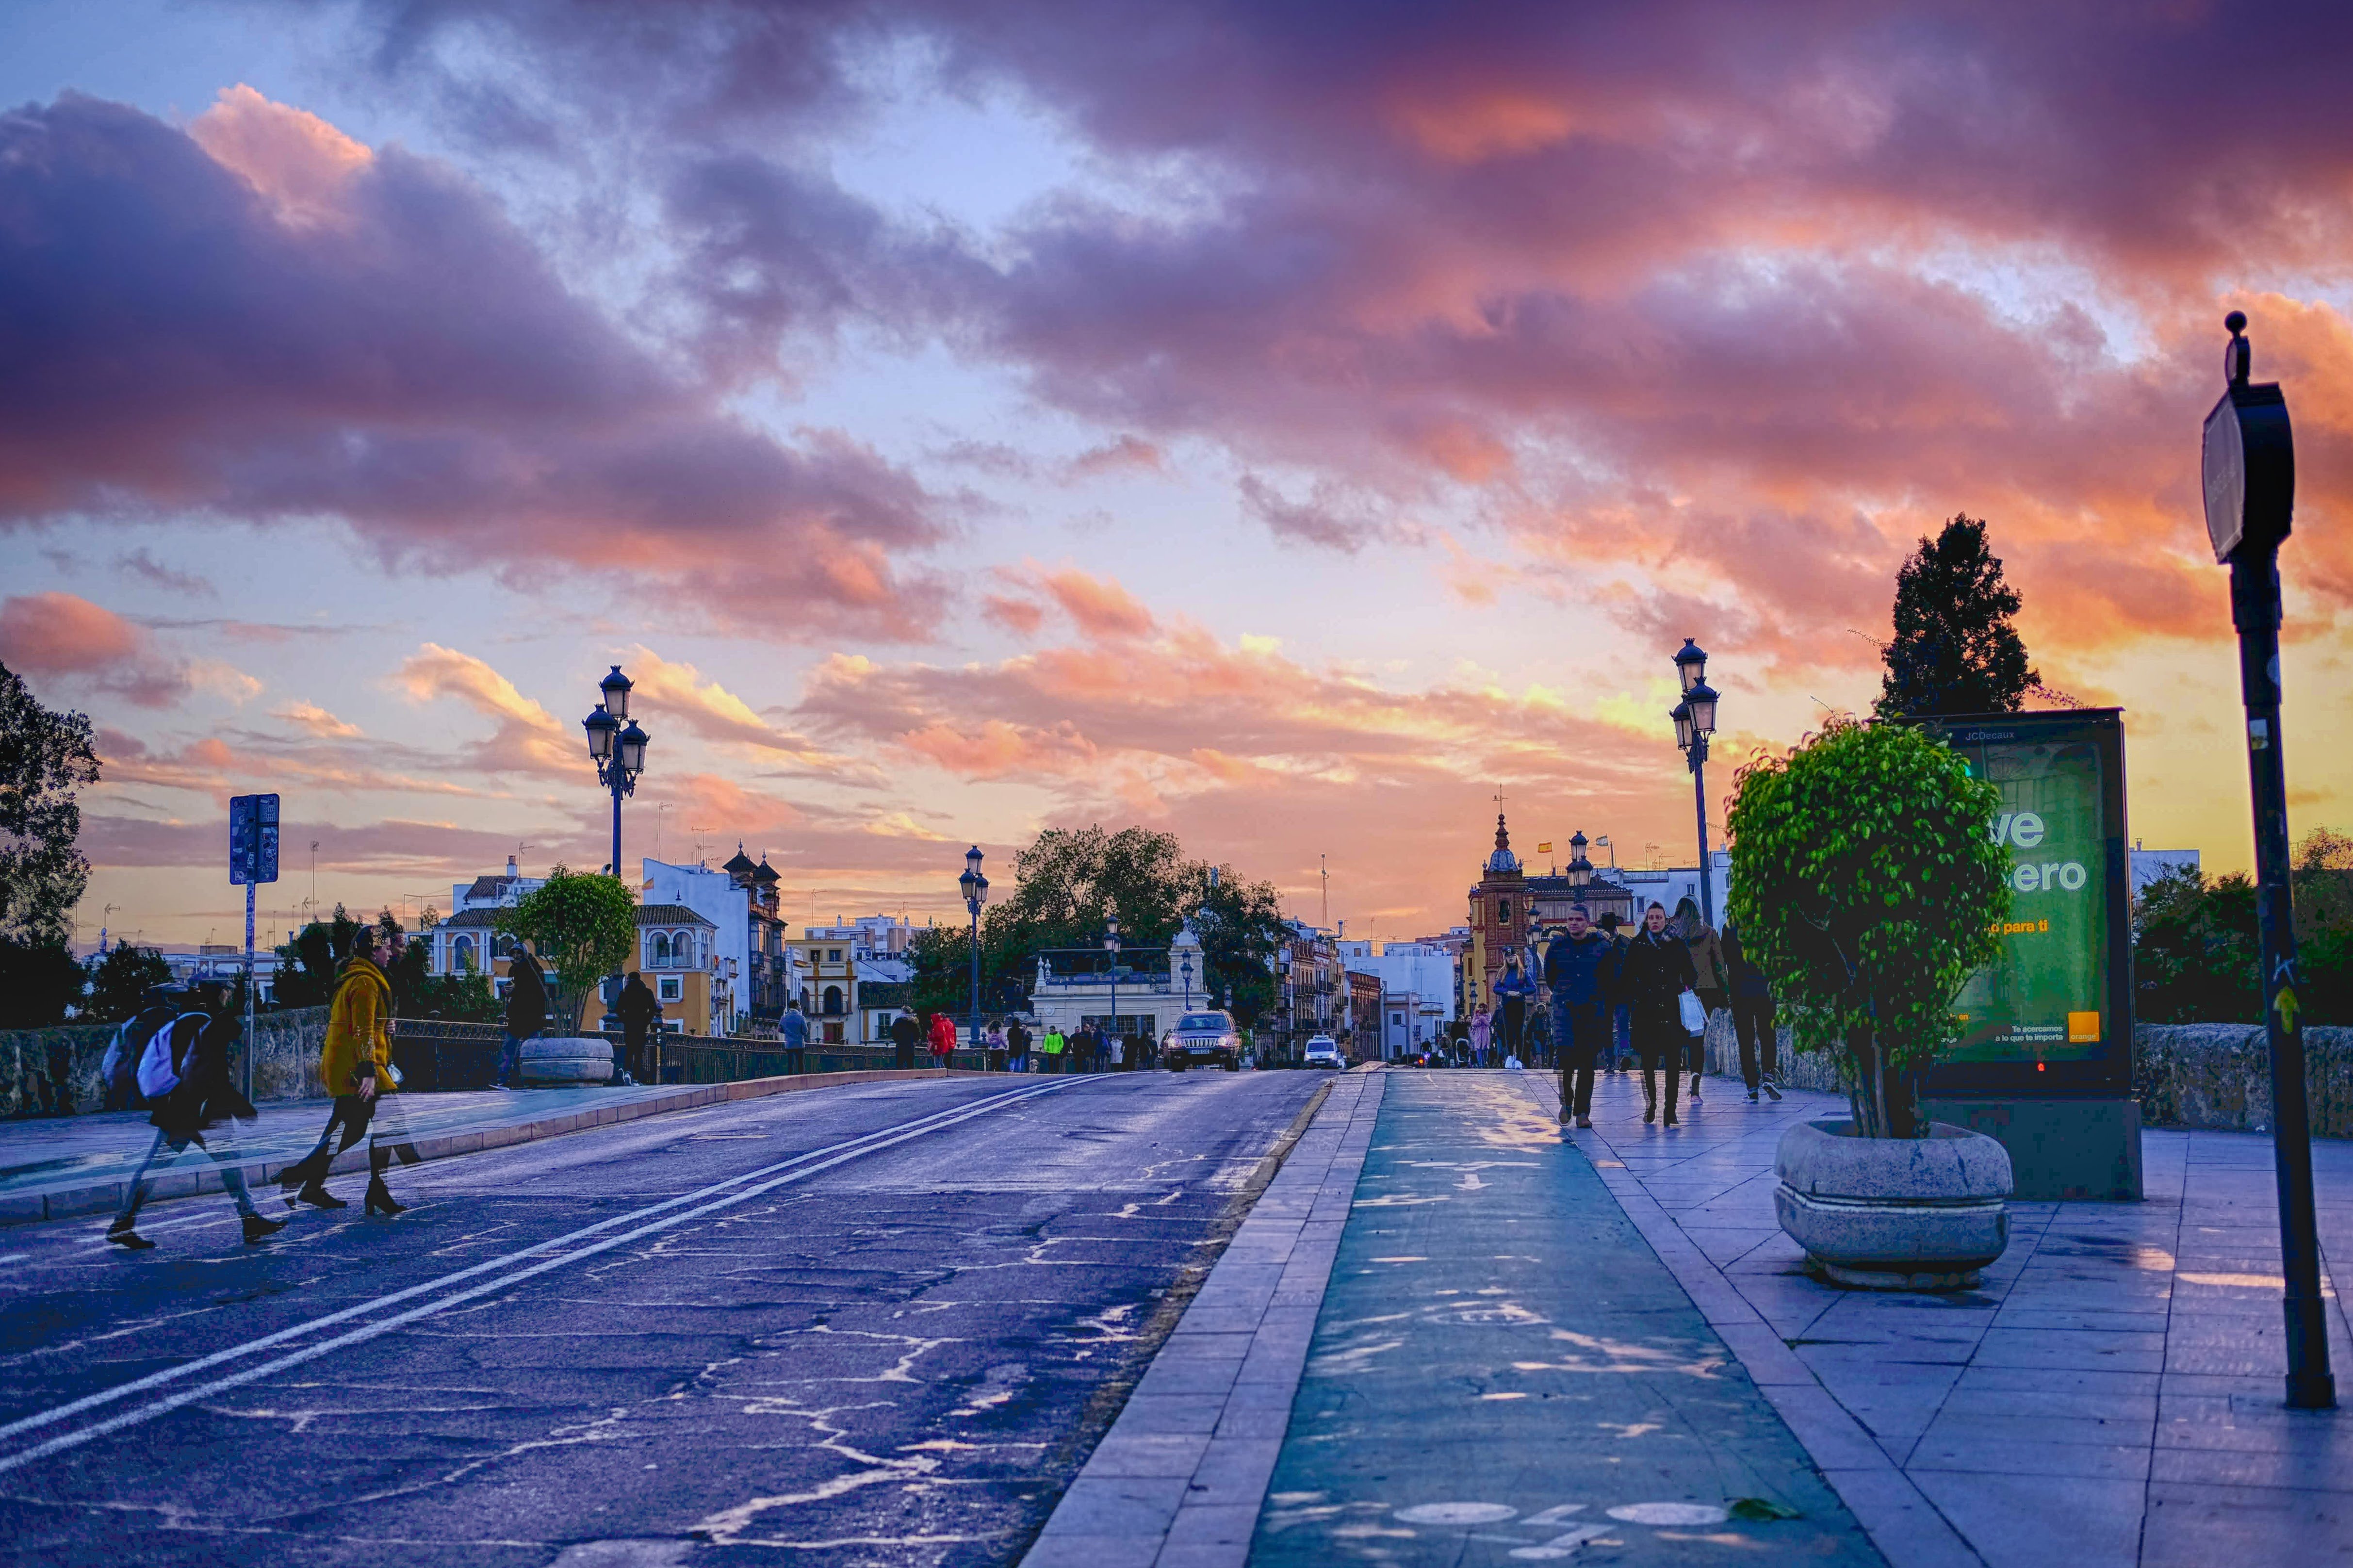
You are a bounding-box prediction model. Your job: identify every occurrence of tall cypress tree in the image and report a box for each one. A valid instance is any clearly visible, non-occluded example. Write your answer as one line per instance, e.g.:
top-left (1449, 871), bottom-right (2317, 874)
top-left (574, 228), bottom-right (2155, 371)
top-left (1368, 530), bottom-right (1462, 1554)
top-left (1875, 515), bottom-right (2037, 719)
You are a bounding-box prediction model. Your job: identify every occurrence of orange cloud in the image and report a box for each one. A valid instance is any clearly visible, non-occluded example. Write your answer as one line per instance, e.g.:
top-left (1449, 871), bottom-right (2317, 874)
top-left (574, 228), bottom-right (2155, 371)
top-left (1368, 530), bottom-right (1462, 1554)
top-left (189, 84), bottom-right (371, 229)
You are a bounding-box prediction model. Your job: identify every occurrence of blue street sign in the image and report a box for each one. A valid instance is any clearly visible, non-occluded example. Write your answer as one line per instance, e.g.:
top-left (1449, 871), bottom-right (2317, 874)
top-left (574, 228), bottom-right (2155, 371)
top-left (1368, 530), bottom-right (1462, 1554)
top-left (229, 793), bottom-right (280, 885)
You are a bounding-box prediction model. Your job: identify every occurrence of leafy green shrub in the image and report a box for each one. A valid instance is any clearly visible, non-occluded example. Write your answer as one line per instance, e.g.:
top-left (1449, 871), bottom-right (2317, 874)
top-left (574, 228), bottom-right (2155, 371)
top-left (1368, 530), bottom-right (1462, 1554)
top-left (495, 866), bottom-right (636, 1032)
top-left (1726, 716), bottom-right (2010, 1137)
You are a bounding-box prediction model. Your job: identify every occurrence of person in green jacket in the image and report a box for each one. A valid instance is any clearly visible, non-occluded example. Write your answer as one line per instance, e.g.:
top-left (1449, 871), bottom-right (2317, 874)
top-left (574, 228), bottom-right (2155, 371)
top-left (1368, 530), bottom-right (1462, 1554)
top-left (1040, 1026), bottom-right (1067, 1074)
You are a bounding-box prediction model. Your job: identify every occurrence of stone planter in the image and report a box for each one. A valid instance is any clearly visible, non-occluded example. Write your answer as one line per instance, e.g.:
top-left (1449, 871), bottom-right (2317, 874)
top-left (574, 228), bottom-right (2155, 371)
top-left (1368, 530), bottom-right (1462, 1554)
top-left (1774, 1118), bottom-right (2013, 1290)
top-left (520, 1035), bottom-right (614, 1086)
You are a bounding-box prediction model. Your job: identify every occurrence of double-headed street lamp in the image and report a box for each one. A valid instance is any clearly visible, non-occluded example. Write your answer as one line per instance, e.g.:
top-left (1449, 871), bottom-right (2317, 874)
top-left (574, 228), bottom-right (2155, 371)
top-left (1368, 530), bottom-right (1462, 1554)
top-left (1567, 829), bottom-right (1593, 895)
top-left (959, 847), bottom-right (989, 1049)
top-left (583, 665), bottom-right (650, 881)
top-left (2203, 310), bottom-right (2333, 1410)
top-left (1669, 639), bottom-right (1721, 928)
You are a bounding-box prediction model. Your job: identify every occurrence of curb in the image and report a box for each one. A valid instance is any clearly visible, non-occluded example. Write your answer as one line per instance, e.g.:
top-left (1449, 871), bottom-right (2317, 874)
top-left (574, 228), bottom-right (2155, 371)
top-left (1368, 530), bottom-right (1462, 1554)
top-left (0, 1068), bottom-right (996, 1227)
top-left (1022, 1067), bottom-right (1388, 1568)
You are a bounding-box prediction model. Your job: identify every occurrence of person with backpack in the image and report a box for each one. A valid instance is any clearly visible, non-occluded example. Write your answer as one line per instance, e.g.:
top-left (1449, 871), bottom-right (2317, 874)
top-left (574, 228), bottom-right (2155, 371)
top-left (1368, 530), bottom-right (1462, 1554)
top-left (107, 982), bottom-right (285, 1251)
top-left (277, 926), bottom-right (414, 1215)
top-left (99, 986), bottom-right (177, 1112)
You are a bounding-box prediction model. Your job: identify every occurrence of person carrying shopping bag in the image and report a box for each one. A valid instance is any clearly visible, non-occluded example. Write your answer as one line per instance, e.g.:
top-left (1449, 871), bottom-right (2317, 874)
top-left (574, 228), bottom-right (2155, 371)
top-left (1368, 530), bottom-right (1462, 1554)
top-left (1618, 902), bottom-right (1699, 1126)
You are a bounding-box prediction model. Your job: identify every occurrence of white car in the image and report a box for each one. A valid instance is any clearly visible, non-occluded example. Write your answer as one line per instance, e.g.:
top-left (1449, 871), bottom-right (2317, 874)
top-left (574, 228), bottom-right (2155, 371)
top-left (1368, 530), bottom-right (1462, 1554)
top-left (1303, 1035), bottom-right (1345, 1069)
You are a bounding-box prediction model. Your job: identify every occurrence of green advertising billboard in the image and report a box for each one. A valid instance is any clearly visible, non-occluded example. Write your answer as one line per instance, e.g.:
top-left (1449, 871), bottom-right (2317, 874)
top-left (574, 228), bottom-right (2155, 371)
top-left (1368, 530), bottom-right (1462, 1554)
top-left (1913, 710), bottom-right (2133, 1099)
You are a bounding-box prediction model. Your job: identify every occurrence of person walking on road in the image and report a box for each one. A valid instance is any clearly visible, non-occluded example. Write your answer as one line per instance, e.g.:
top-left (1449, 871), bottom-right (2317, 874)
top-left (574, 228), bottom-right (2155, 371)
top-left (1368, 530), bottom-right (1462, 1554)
top-left (1597, 914), bottom-right (1634, 1071)
top-left (985, 1020), bottom-right (1007, 1072)
top-left (1542, 907), bottom-right (1618, 1128)
top-left (890, 1008), bottom-right (921, 1070)
top-left (1040, 1024), bottom-right (1066, 1073)
top-left (616, 972), bottom-right (661, 1084)
top-left (1721, 918), bottom-right (1782, 1103)
top-left (1673, 896), bottom-right (1728, 1104)
top-left (278, 927), bottom-right (417, 1216)
top-left (1619, 902), bottom-right (1699, 1127)
top-left (928, 1011), bottom-right (957, 1070)
top-left (1467, 1004), bottom-right (1492, 1067)
top-left (493, 941), bottom-right (547, 1090)
top-left (107, 982), bottom-right (284, 1250)
top-left (1005, 1017), bottom-right (1031, 1073)
top-left (781, 1000), bottom-right (809, 1075)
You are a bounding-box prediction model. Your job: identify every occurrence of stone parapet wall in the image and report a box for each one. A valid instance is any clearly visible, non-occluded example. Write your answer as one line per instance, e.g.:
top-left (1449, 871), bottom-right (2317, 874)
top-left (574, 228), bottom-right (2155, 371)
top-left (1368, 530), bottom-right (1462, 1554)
top-left (1, 1008), bottom-right (330, 1118)
top-left (1701, 1013), bottom-right (2353, 1137)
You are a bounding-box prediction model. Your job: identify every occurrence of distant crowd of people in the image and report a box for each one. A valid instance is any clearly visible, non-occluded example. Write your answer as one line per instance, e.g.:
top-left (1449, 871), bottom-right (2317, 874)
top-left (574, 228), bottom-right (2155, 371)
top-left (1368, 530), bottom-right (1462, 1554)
top-left (1454, 896), bottom-right (1780, 1130)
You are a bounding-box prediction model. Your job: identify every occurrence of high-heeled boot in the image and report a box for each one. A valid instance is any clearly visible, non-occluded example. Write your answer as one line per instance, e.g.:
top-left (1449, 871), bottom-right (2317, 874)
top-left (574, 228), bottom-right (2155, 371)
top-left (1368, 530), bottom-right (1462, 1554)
top-left (365, 1175), bottom-right (407, 1216)
top-left (1642, 1071), bottom-right (1658, 1124)
top-left (242, 1211), bottom-right (287, 1243)
top-left (288, 1180), bottom-right (346, 1210)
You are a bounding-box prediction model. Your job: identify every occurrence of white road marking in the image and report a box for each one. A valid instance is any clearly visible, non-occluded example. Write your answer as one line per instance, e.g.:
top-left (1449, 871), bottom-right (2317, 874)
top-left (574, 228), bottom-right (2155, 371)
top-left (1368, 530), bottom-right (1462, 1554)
top-left (1606, 1502), bottom-right (1729, 1526)
top-left (1394, 1503), bottom-right (1518, 1525)
top-left (0, 1080), bottom-right (1073, 1474)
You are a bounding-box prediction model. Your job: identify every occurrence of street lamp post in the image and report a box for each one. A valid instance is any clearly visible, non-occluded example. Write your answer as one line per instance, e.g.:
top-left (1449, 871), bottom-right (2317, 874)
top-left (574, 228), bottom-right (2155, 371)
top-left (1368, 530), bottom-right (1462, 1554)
top-left (1104, 911), bottom-right (1121, 1071)
top-left (1567, 830), bottom-right (1593, 898)
top-left (584, 665), bottom-right (649, 1031)
top-left (1670, 639), bottom-right (1721, 929)
top-left (2202, 310), bottom-right (2334, 1410)
top-left (1181, 950), bottom-right (1194, 1011)
top-left (958, 847), bottom-right (989, 1055)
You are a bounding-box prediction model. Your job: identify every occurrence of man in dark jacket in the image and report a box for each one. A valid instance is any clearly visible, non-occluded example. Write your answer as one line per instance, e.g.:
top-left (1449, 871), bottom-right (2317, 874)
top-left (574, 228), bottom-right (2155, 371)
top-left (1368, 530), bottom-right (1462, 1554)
top-left (1721, 919), bottom-right (1782, 1102)
top-left (1006, 1018), bottom-right (1031, 1073)
top-left (616, 972), bottom-right (661, 1084)
top-left (107, 982), bottom-right (285, 1250)
top-left (781, 1000), bottom-right (809, 1074)
top-left (1596, 914), bottom-right (1633, 1072)
top-left (889, 1008), bottom-right (921, 1070)
top-left (1542, 907), bottom-right (1617, 1127)
top-left (1619, 902), bottom-right (1699, 1125)
top-left (495, 944), bottom-right (548, 1090)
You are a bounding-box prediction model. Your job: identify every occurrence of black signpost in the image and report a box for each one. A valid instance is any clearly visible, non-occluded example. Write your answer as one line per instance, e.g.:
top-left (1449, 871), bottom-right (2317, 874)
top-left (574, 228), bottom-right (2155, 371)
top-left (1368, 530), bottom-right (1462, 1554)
top-left (2201, 311), bottom-right (2334, 1411)
top-left (229, 794), bottom-right (281, 1101)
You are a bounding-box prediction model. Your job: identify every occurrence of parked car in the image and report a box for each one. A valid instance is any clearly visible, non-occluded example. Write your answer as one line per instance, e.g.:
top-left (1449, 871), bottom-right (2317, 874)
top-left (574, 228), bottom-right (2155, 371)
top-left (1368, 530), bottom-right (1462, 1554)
top-left (1303, 1035), bottom-right (1345, 1070)
top-left (1163, 1010), bottom-right (1242, 1071)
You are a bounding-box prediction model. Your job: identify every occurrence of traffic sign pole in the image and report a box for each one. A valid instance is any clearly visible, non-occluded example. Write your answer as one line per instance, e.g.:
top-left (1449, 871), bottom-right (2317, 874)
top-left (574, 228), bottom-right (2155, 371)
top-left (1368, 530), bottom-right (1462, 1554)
top-left (244, 882), bottom-right (257, 1101)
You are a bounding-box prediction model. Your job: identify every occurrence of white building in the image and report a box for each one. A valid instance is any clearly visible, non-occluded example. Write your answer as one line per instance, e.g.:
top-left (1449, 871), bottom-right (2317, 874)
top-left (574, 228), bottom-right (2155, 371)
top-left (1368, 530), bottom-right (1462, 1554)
top-left (1027, 925), bottom-right (1207, 1056)
top-left (425, 855), bottom-right (546, 984)
top-left (2131, 848), bottom-right (2202, 897)
top-left (797, 915), bottom-right (917, 1044)
top-left (1335, 939), bottom-right (1458, 1060)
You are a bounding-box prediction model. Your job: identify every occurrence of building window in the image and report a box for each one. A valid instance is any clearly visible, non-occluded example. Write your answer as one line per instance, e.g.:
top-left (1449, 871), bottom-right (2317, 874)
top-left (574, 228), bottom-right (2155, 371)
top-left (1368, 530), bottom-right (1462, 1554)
top-left (1497, 900), bottom-right (1511, 923)
top-left (823, 1020), bottom-right (844, 1044)
top-left (651, 931), bottom-right (672, 966)
top-left (454, 934), bottom-right (476, 972)
top-left (658, 975), bottom-right (682, 1003)
top-left (822, 985), bottom-right (844, 1015)
top-left (827, 948), bottom-right (843, 963)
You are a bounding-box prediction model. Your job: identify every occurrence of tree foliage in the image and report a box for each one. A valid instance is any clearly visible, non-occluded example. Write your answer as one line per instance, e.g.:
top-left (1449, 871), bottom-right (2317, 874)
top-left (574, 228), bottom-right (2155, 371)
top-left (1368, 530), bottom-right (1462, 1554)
top-left (1726, 717), bottom-right (2010, 1137)
top-left (496, 867), bottom-right (637, 1032)
top-left (1876, 516), bottom-right (2038, 720)
top-left (85, 940), bottom-right (173, 1024)
top-left (0, 936), bottom-right (89, 1027)
top-left (2133, 829), bottom-right (2353, 1027)
top-left (0, 662), bottom-right (101, 947)
top-left (271, 903), bottom-right (365, 1009)
top-left (911, 826), bottom-right (1289, 1023)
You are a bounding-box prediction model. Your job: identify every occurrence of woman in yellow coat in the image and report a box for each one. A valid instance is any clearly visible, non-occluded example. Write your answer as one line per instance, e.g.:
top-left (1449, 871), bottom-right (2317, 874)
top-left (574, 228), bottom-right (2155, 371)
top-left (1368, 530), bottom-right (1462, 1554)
top-left (278, 927), bottom-right (415, 1214)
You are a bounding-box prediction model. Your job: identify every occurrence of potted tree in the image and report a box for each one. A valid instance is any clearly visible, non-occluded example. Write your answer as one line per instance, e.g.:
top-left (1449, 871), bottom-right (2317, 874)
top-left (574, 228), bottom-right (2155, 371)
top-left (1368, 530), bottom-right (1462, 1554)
top-left (1727, 717), bottom-right (2016, 1289)
top-left (496, 867), bottom-right (638, 1086)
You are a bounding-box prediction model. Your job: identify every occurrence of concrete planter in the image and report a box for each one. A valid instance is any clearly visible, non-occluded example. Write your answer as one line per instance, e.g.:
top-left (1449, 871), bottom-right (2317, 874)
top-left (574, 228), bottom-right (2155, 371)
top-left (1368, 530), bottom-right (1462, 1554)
top-left (1774, 1118), bottom-right (2013, 1290)
top-left (520, 1035), bottom-right (614, 1085)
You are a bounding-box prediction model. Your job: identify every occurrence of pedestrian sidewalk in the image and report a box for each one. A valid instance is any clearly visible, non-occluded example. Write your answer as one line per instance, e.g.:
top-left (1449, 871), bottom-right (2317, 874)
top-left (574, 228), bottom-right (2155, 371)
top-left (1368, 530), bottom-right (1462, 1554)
top-left (1530, 1064), bottom-right (2353, 1567)
top-left (0, 1068), bottom-right (979, 1225)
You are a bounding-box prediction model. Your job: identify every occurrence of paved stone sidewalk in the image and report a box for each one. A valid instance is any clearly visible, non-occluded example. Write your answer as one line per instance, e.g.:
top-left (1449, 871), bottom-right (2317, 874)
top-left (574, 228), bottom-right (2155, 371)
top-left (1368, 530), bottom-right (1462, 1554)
top-left (1252, 1070), bottom-right (1880, 1565)
top-left (0, 1068), bottom-right (978, 1223)
top-left (1536, 1063), bottom-right (2353, 1567)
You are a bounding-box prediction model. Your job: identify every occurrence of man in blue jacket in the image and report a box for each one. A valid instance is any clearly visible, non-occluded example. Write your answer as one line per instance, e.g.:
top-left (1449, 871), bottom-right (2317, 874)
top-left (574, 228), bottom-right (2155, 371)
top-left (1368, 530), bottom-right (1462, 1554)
top-left (1543, 906), bottom-right (1618, 1127)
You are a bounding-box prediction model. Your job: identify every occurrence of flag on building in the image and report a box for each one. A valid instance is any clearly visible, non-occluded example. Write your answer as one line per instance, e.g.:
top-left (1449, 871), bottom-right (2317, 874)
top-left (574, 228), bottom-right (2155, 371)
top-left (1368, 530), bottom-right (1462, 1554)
top-left (1536, 842), bottom-right (1552, 853)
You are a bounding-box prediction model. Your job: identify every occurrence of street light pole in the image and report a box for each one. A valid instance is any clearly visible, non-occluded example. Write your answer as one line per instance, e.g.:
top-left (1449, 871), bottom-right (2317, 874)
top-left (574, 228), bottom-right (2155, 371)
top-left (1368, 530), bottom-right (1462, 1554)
top-left (583, 665), bottom-right (650, 1035)
top-left (1670, 640), bottom-right (1721, 929)
top-left (2203, 310), bottom-right (2334, 1411)
top-left (959, 847), bottom-right (989, 1055)
top-left (1105, 911), bottom-right (1121, 1071)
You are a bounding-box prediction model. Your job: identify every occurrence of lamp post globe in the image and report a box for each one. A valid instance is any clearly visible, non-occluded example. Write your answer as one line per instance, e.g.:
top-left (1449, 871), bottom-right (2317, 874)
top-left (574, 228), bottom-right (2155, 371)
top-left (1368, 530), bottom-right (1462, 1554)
top-left (1673, 638), bottom-right (1708, 694)
top-left (1670, 700), bottom-right (1695, 754)
top-left (599, 665), bottom-right (633, 723)
top-left (1683, 678), bottom-right (1720, 737)
top-left (584, 704), bottom-right (617, 762)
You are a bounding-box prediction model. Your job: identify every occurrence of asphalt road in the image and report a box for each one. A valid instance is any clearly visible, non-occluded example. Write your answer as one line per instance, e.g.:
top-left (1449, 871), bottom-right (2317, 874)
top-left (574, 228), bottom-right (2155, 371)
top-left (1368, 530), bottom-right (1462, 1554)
top-left (0, 1070), bottom-right (1325, 1568)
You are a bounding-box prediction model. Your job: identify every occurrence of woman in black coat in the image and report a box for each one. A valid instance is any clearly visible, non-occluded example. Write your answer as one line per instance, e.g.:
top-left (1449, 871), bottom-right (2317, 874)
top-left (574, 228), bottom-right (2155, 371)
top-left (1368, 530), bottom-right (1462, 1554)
top-left (108, 982), bottom-right (287, 1250)
top-left (1618, 902), bottom-right (1699, 1126)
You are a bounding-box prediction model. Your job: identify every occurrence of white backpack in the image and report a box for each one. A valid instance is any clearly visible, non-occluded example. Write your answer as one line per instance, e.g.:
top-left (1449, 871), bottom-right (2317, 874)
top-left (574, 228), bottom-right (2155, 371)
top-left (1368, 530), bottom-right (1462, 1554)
top-left (135, 1013), bottom-right (205, 1101)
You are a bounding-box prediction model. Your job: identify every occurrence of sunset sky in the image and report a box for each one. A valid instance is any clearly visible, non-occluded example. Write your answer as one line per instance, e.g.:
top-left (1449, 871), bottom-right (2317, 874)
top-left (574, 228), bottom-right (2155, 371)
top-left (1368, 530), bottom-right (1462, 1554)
top-left (4, 1), bottom-right (2351, 950)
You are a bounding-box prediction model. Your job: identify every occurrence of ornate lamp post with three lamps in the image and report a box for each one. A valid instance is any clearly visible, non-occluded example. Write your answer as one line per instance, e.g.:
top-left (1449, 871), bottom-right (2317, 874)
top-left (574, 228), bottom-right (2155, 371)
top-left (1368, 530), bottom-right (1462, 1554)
top-left (583, 665), bottom-right (649, 1032)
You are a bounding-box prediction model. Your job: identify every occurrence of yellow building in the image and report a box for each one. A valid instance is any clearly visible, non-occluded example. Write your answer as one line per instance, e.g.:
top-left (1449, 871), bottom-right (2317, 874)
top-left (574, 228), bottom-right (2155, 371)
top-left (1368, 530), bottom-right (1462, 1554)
top-left (630, 904), bottom-right (722, 1036)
